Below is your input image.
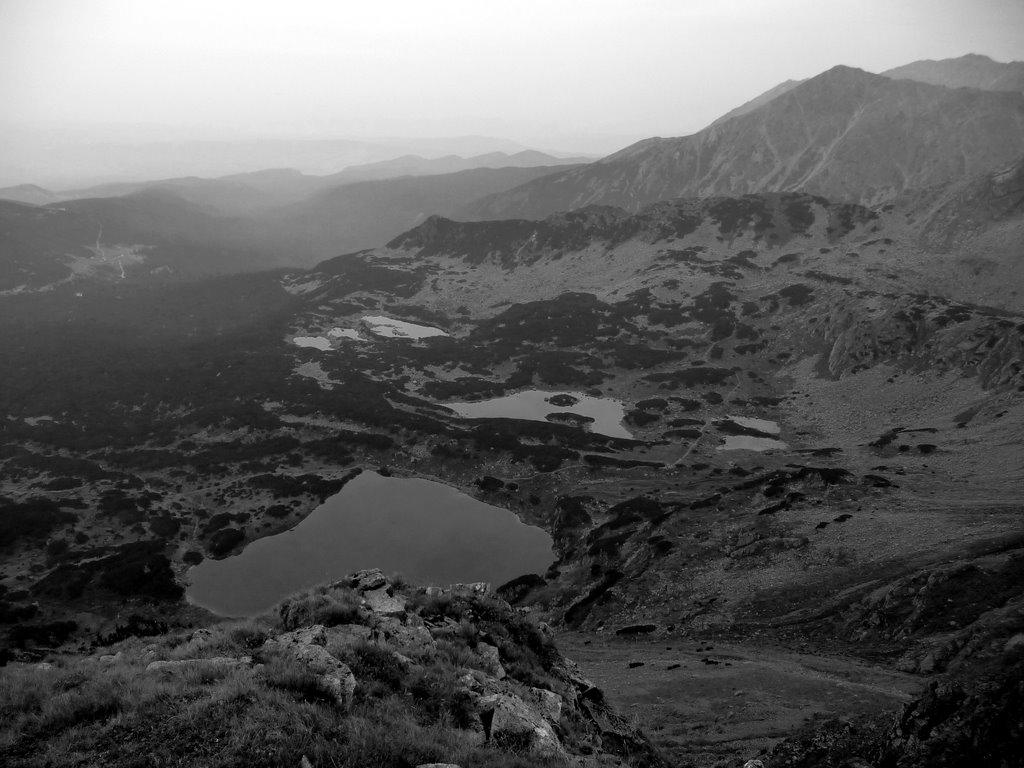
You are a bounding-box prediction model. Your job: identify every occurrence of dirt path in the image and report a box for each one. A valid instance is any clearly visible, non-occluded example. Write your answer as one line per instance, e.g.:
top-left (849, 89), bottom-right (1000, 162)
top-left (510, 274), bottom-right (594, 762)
top-left (558, 632), bottom-right (922, 767)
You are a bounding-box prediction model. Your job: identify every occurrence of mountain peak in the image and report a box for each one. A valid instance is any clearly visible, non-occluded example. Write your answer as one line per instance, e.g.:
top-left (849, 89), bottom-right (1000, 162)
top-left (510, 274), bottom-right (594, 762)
top-left (806, 64), bottom-right (885, 87)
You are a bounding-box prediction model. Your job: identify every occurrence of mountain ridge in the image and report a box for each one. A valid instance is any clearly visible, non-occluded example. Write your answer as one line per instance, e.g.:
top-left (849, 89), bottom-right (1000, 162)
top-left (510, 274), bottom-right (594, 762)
top-left (883, 52), bottom-right (1024, 92)
top-left (464, 64), bottom-right (1024, 220)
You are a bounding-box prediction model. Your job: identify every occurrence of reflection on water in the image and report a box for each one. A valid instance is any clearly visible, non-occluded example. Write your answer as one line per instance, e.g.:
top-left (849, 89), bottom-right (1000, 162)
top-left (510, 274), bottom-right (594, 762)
top-left (445, 390), bottom-right (632, 439)
top-left (186, 471), bottom-right (553, 617)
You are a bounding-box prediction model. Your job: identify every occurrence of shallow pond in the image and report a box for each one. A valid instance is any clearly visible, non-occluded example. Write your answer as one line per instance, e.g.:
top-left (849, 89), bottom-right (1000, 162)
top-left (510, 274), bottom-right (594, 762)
top-left (292, 335), bottom-right (332, 350)
top-left (186, 471), bottom-right (552, 617)
top-left (718, 435), bottom-right (788, 452)
top-left (444, 390), bottom-right (632, 439)
top-left (726, 415), bottom-right (781, 434)
top-left (362, 315), bottom-right (449, 339)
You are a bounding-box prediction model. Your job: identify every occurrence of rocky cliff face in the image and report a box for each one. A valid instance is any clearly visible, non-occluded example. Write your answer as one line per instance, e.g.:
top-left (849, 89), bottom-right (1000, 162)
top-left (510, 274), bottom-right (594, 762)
top-left (465, 66), bottom-right (1024, 220)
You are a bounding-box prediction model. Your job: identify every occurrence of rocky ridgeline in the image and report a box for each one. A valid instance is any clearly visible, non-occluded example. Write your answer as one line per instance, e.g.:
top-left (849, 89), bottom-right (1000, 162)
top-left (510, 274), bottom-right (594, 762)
top-left (388, 193), bottom-right (876, 268)
top-left (467, 66), bottom-right (1024, 220)
top-left (132, 569), bottom-right (665, 768)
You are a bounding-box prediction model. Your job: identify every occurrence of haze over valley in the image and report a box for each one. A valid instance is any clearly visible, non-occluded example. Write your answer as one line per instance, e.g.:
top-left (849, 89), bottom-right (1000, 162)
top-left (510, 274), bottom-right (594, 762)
top-left (2, 2), bottom-right (1023, 766)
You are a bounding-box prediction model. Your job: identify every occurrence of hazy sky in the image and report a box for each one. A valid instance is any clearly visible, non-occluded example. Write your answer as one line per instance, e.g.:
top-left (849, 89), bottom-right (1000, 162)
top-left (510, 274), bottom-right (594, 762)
top-left (2, 0), bottom-right (1023, 156)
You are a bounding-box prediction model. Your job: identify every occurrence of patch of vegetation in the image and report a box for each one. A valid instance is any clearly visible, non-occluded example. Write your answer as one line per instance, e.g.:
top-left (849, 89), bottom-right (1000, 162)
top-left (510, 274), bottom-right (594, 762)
top-left (0, 499), bottom-right (76, 549)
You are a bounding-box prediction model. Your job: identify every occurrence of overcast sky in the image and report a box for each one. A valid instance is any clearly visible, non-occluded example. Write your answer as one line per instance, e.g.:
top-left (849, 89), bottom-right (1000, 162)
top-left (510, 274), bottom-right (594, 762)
top-left (2, 0), bottom-right (1023, 157)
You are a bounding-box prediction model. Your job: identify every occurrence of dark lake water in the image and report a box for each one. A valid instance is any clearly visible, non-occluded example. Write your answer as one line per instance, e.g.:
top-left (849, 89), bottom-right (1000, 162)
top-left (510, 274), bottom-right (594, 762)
top-left (185, 471), bottom-right (553, 617)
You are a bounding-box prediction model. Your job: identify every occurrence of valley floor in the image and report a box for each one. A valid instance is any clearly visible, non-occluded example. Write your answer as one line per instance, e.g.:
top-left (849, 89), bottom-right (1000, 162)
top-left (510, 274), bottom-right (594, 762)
top-left (558, 632), bottom-right (922, 767)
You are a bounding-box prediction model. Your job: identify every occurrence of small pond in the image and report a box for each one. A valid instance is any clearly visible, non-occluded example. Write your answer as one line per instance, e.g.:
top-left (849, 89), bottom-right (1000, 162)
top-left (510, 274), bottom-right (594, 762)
top-left (718, 435), bottom-right (788, 452)
top-left (186, 471), bottom-right (553, 617)
top-left (444, 390), bottom-right (632, 439)
top-left (292, 335), bottom-right (332, 350)
top-left (726, 415), bottom-right (781, 434)
top-left (362, 315), bottom-right (449, 339)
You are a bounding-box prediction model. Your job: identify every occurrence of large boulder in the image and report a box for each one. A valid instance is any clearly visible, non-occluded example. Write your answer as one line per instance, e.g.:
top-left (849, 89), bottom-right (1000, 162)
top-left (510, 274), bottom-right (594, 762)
top-left (363, 587), bottom-right (407, 617)
top-left (348, 568), bottom-right (388, 592)
top-left (264, 626), bottom-right (356, 711)
top-left (475, 642), bottom-right (506, 679)
top-left (374, 616), bottom-right (435, 656)
top-left (526, 687), bottom-right (563, 722)
top-left (324, 623), bottom-right (373, 652)
top-left (478, 693), bottom-right (565, 758)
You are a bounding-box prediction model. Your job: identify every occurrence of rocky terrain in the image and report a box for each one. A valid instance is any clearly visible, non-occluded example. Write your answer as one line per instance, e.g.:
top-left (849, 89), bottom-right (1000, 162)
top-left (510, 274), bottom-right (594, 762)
top-left (0, 569), bottom-right (665, 767)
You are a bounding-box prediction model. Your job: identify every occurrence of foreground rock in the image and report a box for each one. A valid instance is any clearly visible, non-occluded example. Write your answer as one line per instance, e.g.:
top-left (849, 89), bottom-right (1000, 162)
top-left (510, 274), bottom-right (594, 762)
top-left (268, 569), bottom-right (668, 766)
top-left (263, 626), bottom-right (357, 711)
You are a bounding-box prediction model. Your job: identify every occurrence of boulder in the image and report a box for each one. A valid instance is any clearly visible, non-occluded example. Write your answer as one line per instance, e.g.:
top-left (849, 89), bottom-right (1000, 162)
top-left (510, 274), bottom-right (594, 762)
top-left (267, 624), bottom-right (328, 650)
top-left (526, 687), bottom-right (563, 722)
top-left (375, 617), bottom-right (435, 655)
top-left (478, 693), bottom-right (565, 758)
top-left (348, 568), bottom-right (388, 592)
top-left (263, 628), bottom-right (356, 710)
top-left (476, 642), bottom-right (506, 679)
top-left (324, 623), bottom-right (373, 651)
top-left (145, 656), bottom-right (250, 673)
top-left (363, 587), bottom-right (406, 617)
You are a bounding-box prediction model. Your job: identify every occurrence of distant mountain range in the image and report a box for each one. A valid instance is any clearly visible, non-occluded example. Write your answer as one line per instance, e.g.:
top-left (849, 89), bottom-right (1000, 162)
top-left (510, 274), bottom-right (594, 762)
top-left (0, 134), bottom-right (572, 190)
top-left (466, 62), bottom-right (1024, 219)
top-left (882, 52), bottom-right (1024, 92)
top-left (0, 150), bottom-right (586, 211)
top-left (3, 54), bottom-right (1022, 290)
top-left (0, 163), bottom-right (584, 290)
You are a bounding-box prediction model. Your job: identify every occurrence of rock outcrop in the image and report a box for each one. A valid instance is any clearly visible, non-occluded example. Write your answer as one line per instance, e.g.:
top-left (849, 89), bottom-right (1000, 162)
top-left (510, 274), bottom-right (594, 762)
top-left (268, 569), bottom-right (667, 765)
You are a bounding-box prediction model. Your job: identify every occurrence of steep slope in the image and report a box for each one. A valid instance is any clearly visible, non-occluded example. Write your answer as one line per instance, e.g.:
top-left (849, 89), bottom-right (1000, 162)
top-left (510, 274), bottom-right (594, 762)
top-left (883, 52), bottom-right (1024, 92)
top-left (465, 66), bottom-right (1024, 219)
top-left (707, 78), bottom-right (804, 126)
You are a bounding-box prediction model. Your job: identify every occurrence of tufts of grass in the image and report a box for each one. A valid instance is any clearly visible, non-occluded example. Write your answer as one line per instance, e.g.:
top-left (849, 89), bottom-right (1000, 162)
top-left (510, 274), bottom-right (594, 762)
top-left (278, 585), bottom-right (365, 630)
top-left (345, 641), bottom-right (407, 700)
